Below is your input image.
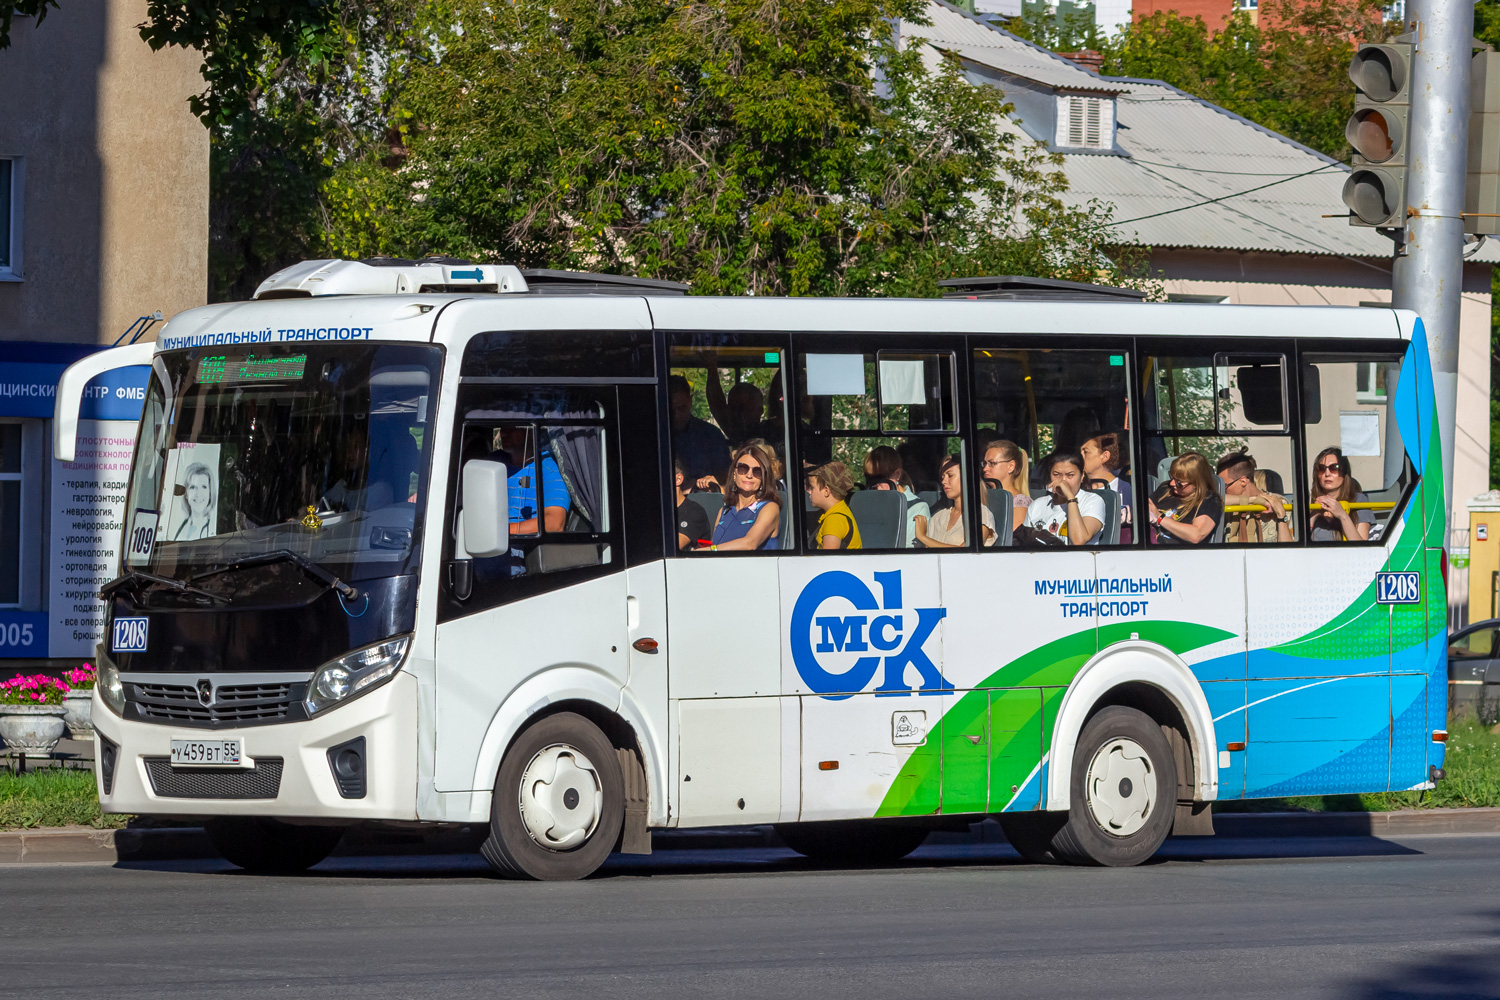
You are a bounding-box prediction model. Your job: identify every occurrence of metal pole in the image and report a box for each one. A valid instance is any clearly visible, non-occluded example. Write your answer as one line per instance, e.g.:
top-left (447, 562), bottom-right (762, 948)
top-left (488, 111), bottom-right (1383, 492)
top-left (1391, 0), bottom-right (1475, 537)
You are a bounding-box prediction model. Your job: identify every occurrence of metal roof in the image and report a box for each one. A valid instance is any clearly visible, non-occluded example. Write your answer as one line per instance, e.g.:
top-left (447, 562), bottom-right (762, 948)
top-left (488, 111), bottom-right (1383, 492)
top-left (915, 2), bottom-right (1125, 93)
top-left (913, 2), bottom-right (1500, 263)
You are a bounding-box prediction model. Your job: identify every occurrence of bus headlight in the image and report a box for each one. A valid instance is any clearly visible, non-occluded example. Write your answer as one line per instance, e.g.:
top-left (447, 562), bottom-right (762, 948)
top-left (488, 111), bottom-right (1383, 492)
top-left (97, 659), bottom-right (125, 717)
top-left (305, 635), bottom-right (411, 716)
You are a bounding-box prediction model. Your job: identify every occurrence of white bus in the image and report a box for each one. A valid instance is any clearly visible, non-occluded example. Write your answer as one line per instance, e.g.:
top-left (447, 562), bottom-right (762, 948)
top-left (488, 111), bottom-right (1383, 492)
top-left (56, 258), bottom-right (1448, 878)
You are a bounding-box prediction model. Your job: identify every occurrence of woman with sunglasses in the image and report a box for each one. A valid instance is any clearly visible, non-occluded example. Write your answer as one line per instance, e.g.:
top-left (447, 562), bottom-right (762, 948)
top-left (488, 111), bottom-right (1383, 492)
top-left (1309, 446), bottom-right (1371, 542)
top-left (705, 441), bottom-right (782, 551)
top-left (1147, 452), bottom-right (1221, 545)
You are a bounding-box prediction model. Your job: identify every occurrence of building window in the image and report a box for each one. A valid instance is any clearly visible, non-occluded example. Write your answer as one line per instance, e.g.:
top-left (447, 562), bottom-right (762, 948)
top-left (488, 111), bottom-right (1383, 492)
top-left (0, 423), bottom-right (24, 606)
top-left (0, 157), bottom-right (20, 279)
top-left (1055, 95), bottom-right (1114, 150)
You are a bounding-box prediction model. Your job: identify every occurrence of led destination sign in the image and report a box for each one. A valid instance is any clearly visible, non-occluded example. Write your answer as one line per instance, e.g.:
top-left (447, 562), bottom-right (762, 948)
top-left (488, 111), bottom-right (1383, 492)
top-left (196, 354), bottom-right (308, 384)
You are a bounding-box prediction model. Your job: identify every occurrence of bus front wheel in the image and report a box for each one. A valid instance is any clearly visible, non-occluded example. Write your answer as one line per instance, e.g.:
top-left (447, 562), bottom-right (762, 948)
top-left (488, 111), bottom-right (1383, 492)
top-left (205, 817), bottom-right (345, 873)
top-left (1052, 705), bottom-right (1177, 867)
top-left (482, 712), bottom-right (624, 881)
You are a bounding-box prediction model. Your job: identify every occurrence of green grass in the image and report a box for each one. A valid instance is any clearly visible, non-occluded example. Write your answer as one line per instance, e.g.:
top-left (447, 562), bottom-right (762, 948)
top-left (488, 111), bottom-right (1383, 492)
top-left (1216, 715), bottom-right (1500, 813)
top-left (0, 767), bottom-right (128, 831)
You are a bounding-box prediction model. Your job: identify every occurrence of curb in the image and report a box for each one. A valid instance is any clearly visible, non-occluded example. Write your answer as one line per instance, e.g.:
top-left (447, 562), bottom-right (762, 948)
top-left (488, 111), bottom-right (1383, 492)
top-left (4, 808), bottom-right (1499, 865)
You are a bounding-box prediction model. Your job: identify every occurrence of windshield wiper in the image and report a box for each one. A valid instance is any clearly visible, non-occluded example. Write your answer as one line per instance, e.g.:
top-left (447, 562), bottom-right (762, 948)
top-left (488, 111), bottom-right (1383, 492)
top-left (99, 570), bottom-right (228, 604)
top-left (189, 549), bottom-right (359, 600)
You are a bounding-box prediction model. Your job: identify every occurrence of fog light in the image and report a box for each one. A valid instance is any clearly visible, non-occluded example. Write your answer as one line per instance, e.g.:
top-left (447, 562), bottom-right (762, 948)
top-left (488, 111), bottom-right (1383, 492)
top-left (327, 736), bottom-right (366, 799)
top-left (98, 734), bottom-right (118, 795)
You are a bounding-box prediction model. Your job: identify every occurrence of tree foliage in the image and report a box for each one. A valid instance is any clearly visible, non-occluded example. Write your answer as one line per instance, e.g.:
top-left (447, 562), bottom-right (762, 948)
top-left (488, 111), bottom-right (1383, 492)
top-left (322, 0), bottom-right (1142, 297)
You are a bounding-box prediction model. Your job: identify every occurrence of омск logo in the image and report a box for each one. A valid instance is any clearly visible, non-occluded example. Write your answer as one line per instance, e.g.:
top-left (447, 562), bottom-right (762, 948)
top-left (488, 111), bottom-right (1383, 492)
top-left (790, 569), bottom-right (951, 699)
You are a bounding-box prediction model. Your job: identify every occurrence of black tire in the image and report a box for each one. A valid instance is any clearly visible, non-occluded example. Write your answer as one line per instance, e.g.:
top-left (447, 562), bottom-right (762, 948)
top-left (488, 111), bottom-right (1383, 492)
top-left (997, 812), bottom-right (1067, 864)
top-left (481, 712), bottom-right (624, 881)
top-left (774, 820), bottom-right (930, 865)
top-left (1049, 706), bottom-right (1177, 867)
top-left (205, 817), bottom-right (345, 873)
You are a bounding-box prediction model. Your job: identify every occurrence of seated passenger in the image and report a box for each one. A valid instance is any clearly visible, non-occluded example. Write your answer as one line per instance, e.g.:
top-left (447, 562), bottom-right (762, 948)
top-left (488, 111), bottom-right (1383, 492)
top-left (495, 426), bottom-right (569, 534)
top-left (913, 455), bottom-right (996, 548)
top-left (1309, 447), bottom-right (1372, 541)
top-left (703, 442), bottom-right (782, 551)
top-left (981, 439), bottom-right (1030, 533)
top-left (864, 445), bottom-right (929, 548)
top-left (1217, 451), bottom-right (1291, 544)
top-left (1026, 451), bottom-right (1105, 545)
top-left (1147, 452), bottom-right (1222, 545)
top-left (1081, 431), bottom-right (1133, 529)
top-left (805, 461), bottom-right (862, 550)
top-left (669, 374), bottom-right (731, 485)
top-left (706, 366), bottom-right (767, 446)
top-left (673, 457), bottom-right (711, 550)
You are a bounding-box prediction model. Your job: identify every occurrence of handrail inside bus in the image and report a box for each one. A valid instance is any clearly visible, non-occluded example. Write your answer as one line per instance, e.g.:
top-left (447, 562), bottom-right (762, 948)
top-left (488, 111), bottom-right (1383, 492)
top-left (1222, 501), bottom-right (1397, 513)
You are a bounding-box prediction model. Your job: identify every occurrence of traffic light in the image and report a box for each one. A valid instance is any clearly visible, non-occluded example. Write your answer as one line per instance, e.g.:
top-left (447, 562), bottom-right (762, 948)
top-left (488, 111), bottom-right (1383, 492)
top-left (1467, 51), bottom-right (1500, 237)
top-left (1343, 42), bottom-right (1413, 229)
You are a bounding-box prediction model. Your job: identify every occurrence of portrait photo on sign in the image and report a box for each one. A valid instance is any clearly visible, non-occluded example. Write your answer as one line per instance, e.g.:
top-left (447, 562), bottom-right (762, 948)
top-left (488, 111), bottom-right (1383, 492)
top-left (161, 444), bottom-right (222, 542)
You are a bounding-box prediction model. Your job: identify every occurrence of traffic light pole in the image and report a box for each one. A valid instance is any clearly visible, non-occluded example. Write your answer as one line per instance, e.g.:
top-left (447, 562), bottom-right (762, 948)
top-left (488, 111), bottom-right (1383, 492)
top-left (1391, 0), bottom-right (1475, 530)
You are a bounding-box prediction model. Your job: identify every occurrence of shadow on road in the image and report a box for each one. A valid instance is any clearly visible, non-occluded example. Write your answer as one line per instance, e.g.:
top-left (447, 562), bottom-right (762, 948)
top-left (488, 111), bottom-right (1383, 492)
top-left (1340, 908), bottom-right (1500, 999)
top-left (113, 833), bottom-right (1427, 881)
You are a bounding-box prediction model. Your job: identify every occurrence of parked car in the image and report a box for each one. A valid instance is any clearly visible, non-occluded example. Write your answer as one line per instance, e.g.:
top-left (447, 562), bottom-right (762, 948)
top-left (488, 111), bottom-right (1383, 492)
top-left (1448, 618), bottom-right (1500, 713)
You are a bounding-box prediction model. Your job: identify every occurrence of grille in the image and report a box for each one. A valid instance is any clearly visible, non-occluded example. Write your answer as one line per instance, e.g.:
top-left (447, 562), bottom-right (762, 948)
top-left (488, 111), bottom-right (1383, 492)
top-left (144, 757), bottom-right (284, 799)
top-left (132, 682), bottom-right (295, 725)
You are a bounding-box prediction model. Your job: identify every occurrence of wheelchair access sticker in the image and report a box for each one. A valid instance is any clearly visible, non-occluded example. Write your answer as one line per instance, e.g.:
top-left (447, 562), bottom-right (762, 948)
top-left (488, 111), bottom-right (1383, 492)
top-left (1375, 571), bottom-right (1421, 605)
top-left (111, 616), bottom-right (149, 653)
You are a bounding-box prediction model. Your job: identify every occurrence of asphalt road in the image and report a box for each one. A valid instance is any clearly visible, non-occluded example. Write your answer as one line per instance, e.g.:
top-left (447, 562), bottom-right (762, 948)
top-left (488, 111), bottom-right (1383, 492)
top-left (3, 835), bottom-right (1499, 1000)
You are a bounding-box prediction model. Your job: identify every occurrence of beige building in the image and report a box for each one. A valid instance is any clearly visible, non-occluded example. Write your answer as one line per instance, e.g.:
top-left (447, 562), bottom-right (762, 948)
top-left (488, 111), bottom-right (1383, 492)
top-left (0, 1), bottom-right (206, 665)
top-left (0, 0), bottom-right (207, 342)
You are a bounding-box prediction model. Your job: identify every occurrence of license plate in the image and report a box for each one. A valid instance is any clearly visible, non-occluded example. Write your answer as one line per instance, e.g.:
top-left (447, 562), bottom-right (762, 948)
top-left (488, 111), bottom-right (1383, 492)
top-left (170, 738), bottom-right (243, 767)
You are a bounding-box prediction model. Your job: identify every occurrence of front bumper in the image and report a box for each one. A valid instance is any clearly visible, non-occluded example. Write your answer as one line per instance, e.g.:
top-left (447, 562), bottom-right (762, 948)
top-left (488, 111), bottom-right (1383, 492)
top-left (93, 672), bottom-right (419, 821)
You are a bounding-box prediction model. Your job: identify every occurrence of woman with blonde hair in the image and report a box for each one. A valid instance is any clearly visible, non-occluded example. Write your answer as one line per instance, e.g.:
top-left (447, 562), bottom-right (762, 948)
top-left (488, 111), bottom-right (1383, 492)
top-left (805, 461), bottom-right (862, 550)
top-left (1147, 451), bottom-right (1222, 545)
top-left (705, 441), bottom-right (782, 551)
top-left (981, 439), bottom-right (1030, 532)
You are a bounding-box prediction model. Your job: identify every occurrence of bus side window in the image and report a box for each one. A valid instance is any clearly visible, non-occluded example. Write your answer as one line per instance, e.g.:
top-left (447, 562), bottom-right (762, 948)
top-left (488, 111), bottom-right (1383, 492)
top-left (1300, 352), bottom-right (1410, 544)
top-left (796, 348), bottom-right (961, 551)
top-left (669, 335), bottom-right (790, 553)
top-left (1141, 351), bottom-right (1296, 547)
top-left (445, 387), bottom-right (617, 612)
top-left (971, 347), bottom-right (1133, 548)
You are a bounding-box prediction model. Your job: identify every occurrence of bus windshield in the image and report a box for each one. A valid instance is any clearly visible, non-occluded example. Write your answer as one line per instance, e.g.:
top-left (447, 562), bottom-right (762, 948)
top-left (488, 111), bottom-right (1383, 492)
top-left (120, 343), bottom-right (442, 603)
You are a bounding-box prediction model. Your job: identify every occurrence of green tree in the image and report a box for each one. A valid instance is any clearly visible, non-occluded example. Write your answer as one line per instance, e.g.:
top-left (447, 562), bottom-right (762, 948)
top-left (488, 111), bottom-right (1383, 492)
top-left (1092, 0), bottom-right (1392, 160)
top-left (135, 2), bottom-right (421, 300)
top-left (322, 0), bottom-right (1147, 298)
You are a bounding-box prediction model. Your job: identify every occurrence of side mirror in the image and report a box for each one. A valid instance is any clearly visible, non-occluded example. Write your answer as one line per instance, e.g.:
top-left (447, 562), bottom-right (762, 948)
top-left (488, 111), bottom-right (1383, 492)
top-left (460, 460), bottom-right (509, 558)
top-left (53, 341), bottom-right (156, 461)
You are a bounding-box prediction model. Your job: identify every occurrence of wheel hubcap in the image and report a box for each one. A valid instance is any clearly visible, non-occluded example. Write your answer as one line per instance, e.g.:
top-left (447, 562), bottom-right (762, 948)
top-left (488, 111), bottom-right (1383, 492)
top-left (1085, 737), bottom-right (1155, 838)
top-left (518, 743), bottom-right (603, 851)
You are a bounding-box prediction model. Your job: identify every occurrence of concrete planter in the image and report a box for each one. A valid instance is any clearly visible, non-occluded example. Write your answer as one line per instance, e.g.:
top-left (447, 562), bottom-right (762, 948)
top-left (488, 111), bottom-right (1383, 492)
top-left (0, 704), bottom-right (69, 756)
top-left (62, 689), bottom-right (94, 739)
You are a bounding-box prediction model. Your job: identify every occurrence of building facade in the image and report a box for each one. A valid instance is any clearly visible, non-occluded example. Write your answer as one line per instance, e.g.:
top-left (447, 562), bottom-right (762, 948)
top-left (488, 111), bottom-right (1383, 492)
top-left (0, 1), bottom-right (207, 668)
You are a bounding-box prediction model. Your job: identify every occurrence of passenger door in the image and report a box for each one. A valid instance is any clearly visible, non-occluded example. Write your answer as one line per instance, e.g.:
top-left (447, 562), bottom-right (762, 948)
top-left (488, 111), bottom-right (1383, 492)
top-left (433, 384), bottom-right (628, 793)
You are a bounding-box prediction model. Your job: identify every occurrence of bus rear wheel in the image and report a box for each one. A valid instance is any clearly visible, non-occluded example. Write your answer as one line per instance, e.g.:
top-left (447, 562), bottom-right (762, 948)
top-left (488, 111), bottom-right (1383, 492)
top-left (482, 712), bottom-right (624, 881)
top-left (1051, 706), bottom-right (1177, 867)
top-left (775, 820), bottom-right (930, 865)
top-left (205, 817), bottom-right (345, 873)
